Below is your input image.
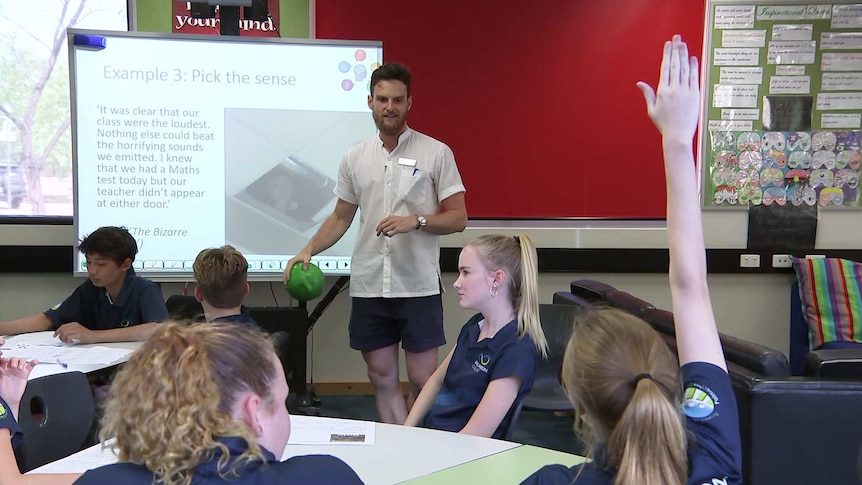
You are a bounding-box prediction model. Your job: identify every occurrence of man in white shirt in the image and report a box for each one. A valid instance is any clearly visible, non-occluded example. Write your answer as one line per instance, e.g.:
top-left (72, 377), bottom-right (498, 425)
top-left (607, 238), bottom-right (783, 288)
top-left (285, 63), bottom-right (467, 424)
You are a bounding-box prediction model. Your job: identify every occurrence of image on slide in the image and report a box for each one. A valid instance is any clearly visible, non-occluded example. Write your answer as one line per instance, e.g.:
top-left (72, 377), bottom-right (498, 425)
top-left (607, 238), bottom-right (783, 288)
top-left (223, 108), bottom-right (375, 256)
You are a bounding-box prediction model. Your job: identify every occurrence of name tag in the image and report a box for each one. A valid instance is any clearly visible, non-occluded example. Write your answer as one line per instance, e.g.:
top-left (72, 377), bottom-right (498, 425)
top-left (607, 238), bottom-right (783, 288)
top-left (397, 157), bottom-right (416, 167)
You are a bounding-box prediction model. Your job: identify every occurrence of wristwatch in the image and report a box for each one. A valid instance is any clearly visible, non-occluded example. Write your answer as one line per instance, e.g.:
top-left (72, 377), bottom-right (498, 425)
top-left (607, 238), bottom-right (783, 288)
top-left (416, 215), bottom-right (427, 231)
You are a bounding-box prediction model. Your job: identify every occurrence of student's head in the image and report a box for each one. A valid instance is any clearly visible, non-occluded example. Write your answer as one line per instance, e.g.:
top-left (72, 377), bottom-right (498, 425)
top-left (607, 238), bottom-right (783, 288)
top-left (368, 63), bottom-right (412, 136)
top-left (77, 226), bottom-right (137, 287)
top-left (193, 245), bottom-right (249, 309)
top-left (563, 307), bottom-right (686, 485)
top-left (455, 233), bottom-right (548, 357)
top-left (100, 322), bottom-right (290, 485)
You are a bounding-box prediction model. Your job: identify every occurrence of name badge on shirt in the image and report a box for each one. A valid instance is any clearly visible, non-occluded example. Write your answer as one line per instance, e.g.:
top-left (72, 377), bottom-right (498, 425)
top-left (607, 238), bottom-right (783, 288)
top-left (397, 157), bottom-right (417, 167)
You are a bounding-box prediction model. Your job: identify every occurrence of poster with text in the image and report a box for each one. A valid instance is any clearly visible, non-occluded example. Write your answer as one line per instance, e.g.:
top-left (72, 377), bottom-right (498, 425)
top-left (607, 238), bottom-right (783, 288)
top-left (703, 1), bottom-right (862, 210)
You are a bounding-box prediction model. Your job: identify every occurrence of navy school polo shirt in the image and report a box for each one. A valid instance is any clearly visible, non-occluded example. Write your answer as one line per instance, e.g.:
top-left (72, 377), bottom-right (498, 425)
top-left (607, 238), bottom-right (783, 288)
top-left (0, 395), bottom-right (23, 449)
top-left (73, 436), bottom-right (364, 484)
top-left (43, 268), bottom-right (168, 331)
top-left (212, 306), bottom-right (259, 329)
top-left (424, 313), bottom-right (538, 439)
top-left (519, 362), bottom-right (742, 485)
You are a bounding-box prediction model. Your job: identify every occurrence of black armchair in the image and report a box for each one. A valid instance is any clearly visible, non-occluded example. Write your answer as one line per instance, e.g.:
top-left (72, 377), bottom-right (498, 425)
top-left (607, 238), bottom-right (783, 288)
top-left (522, 304), bottom-right (581, 412)
top-left (15, 372), bottom-right (95, 472)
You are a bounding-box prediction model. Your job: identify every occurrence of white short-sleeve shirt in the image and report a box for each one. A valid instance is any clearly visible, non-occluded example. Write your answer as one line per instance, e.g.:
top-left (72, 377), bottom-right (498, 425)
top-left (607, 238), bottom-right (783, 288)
top-left (336, 128), bottom-right (466, 298)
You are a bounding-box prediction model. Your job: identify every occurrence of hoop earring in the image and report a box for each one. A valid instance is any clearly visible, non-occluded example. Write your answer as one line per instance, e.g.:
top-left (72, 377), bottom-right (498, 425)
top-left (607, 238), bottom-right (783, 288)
top-left (489, 283), bottom-right (498, 298)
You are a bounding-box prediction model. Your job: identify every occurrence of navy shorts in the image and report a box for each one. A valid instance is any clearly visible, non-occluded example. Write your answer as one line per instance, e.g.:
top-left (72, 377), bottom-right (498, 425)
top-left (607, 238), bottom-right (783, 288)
top-left (349, 295), bottom-right (445, 353)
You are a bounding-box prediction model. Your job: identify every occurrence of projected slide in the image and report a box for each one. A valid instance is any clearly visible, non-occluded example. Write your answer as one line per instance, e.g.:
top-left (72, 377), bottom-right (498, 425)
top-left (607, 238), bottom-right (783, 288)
top-left (69, 30), bottom-right (380, 278)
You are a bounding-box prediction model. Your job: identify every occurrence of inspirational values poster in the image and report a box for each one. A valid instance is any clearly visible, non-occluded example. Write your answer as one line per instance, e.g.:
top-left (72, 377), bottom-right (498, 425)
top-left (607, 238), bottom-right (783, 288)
top-left (702, 2), bottom-right (862, 210)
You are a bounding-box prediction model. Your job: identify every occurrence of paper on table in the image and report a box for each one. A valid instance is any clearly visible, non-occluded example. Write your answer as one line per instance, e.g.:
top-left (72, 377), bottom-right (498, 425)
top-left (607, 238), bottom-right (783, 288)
top-left (4, 333), bottom-right (66, 346)
top-left (1, 343), bottom-right (132, 365)
top-left (287, 415), bottom-right (375, 446)
top-left (27, 441), bottom-right (117, 474)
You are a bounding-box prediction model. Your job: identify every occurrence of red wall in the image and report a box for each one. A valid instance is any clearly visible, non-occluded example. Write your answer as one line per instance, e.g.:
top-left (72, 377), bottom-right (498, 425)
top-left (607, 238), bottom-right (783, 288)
top-left (316, 0), bottom-right (706, 218)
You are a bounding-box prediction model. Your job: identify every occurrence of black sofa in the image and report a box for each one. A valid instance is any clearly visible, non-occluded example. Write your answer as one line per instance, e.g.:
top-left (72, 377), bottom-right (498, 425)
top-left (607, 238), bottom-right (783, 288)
top-left (558, 279), bottom-right (862, 485)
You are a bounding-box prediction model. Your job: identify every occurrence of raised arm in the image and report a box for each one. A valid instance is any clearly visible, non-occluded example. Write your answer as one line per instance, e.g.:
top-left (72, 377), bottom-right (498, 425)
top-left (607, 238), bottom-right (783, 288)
top-left (637, 35), bottom-right (726, 370)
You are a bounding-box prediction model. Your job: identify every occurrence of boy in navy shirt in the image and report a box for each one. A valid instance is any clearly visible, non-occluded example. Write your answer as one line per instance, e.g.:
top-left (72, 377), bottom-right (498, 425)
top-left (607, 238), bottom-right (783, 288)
top-left (0, 226), bottom-right (168, 343)
top-left (192, 245), bottom-right (257, 327)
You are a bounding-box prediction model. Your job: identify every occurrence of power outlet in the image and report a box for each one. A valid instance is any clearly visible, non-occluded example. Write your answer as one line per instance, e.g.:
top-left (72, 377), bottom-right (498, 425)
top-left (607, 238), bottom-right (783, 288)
top-left (740, 254), bottom-right (761, 268)
top-left (772, 254), bottom-right (793, 268)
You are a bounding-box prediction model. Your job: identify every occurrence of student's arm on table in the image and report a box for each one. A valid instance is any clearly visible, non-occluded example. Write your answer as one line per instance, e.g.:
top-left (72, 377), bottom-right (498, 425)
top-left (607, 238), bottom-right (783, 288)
top-left (404, 347), bottom-right (455, 427)
top-left (459, 376), bottom-right (520, 438)
top-left (636, 35), bottom-right (725, 370)
top-left (0, 315), bottom-right (52, 336)
top-left (54, 322), bottom-right (159, 344)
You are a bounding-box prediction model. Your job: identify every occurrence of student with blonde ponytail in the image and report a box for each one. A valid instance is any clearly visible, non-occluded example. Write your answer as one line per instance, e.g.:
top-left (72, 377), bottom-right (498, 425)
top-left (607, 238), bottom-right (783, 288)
top-left (404, 233), bottom-right (547, 439)
top-left (522, 35), bottom-right (741, 485)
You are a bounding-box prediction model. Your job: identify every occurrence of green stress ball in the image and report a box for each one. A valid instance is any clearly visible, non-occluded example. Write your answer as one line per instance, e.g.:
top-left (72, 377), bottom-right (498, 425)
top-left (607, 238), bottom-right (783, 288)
top-left (285, 262), bottom-right (325, 301)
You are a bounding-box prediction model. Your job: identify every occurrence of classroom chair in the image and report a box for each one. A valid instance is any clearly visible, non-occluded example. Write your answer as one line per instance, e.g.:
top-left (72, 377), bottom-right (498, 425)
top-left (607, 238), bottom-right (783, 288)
top-left (522, 304), bottom-right (580, 412)
top-left (790, 280), bottom-right (862, 376)
top-left (857, 440), bottom-right (862, 485)
top-left (625, 284), bottom-right (862, 484)
top-left (500, 400), bottom-right (524, 441)
top-left (14, 371), bottom-right (95, 472)
top-left (165, 294), bottom-right (206, 322)
top-left (568, 279), bottom-right (617, 301)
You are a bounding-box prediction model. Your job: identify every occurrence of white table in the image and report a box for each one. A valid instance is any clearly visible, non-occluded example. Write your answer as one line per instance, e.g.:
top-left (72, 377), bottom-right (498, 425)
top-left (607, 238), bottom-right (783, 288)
top-left (30, 415), bottom-right (526, 484)
top-left (2, 331), bottom-right (140, 380)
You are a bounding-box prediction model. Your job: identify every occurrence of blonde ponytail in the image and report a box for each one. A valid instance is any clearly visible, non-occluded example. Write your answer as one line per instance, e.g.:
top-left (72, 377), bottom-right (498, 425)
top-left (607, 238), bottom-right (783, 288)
top-left (514, 233), bottom-right (548, 358)
top-left (562, 307), bottom-right (686, 485)
top-left (466, 233), bottom-right (548, 357)
top-left (610, 379), bottom-right (687, 485)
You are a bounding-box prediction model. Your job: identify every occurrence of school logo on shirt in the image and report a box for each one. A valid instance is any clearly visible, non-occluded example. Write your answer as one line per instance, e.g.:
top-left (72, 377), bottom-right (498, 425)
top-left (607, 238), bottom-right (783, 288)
top-left (0, 402), bottom-right (6, 419)
top-left (472, 353), bottom-right (491, 374)
top-left (682, 382), bottom-right (719, 419)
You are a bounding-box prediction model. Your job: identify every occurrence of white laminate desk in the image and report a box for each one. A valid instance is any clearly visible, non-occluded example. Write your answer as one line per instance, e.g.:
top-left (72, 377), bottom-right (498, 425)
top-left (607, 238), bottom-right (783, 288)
top-left (2, 331), bottom-right (141, 380)
top-left (29, 415), bottom-right (583, 484)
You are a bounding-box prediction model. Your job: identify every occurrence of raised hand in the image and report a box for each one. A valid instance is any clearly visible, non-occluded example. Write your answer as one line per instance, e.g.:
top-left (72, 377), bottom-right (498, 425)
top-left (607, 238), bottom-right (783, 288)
top-left (0, 357), bottom-right (37, 414)
top-left (636, 34), bottom-right (701, 143)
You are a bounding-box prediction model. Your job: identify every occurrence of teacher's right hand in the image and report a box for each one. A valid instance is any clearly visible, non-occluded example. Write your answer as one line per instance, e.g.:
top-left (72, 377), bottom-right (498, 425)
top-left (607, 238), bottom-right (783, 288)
top-left (284, 250), bottom-right (312, 284)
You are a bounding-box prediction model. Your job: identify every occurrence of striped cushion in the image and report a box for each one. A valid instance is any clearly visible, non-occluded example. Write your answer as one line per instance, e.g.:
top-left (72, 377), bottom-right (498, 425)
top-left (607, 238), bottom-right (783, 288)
top-left (792, 257), bottom-right (862, 348)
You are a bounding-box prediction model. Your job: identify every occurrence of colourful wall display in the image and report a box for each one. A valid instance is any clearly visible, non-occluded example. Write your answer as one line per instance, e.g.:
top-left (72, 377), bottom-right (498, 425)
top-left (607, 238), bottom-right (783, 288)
top-left (703, 1), bottom-right (862, 209)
